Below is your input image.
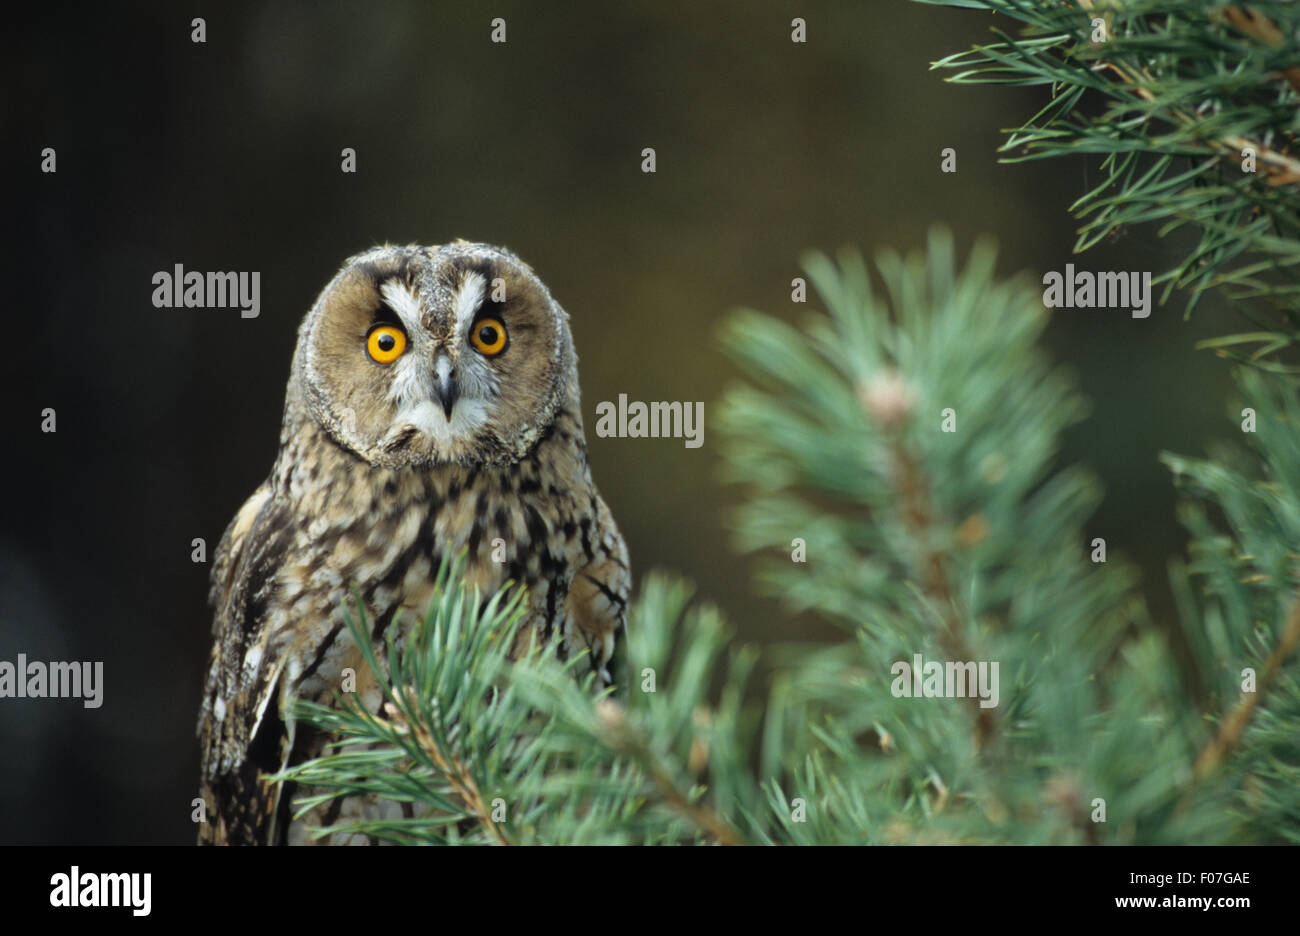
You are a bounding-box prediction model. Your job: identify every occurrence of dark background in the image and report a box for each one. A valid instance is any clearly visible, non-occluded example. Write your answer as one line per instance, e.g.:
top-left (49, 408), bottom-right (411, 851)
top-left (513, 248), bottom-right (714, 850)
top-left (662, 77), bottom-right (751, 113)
top-left (3, 1), bottom-right (1236, 844)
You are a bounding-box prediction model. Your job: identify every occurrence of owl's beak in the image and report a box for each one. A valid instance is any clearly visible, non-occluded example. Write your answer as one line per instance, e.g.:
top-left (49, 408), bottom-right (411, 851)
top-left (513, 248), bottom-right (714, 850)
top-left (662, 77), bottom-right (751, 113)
top-left (432, 354), bottom-right (460, 419)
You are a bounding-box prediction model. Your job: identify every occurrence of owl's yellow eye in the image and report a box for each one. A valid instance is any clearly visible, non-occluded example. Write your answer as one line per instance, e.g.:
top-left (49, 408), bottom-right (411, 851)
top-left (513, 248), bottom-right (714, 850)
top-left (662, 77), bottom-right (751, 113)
top-left (471, 318), bottom-right (508, 356)
top-left (366, 325), bottom-right (406, 363)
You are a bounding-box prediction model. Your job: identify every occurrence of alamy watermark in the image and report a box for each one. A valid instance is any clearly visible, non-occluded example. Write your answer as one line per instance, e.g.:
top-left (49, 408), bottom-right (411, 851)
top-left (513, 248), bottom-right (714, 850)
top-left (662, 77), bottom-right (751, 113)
top-left (890, 653), bottom-right (999, 709)
top-left (152, 263), bottom-right (260, 318)
top-left (1042, 264), bottom-right (1152, 319)
top-left (50, 867), bottom-right (150, 916)
top-left (0, 654), bottom-right (103, 708)
top-left (594, 394), bottom-right (703, 448)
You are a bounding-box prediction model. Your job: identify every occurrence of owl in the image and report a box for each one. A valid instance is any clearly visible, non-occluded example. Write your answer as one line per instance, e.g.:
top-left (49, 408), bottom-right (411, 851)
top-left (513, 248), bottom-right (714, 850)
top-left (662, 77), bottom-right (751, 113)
top-left (197, 242), bottom-right (629, 845)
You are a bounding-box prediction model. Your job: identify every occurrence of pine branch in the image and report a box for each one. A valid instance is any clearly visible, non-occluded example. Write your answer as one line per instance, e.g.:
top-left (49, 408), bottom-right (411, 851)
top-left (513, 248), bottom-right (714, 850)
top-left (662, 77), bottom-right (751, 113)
top-left (593, 699), bottom-right (748, 846)
top-left (719, 229), bottom-right (1178, 844)
top-left (1218, 5), bottom-right (1300, 97)
top-left (1080, 1), bottom-right (1300, 185)
top-left (919, 0), bottom-right (1300, 334)
top-left (880, 425), bottom-right (997, 748)
top-left (275, 554), bottom-right (537, 845)
top-left (1190, 586), bottom-right (1300, 783)
top-left (380, 698), bottom-right (513, 845)
top-left (1161, 366), bottom-right (1300, 837)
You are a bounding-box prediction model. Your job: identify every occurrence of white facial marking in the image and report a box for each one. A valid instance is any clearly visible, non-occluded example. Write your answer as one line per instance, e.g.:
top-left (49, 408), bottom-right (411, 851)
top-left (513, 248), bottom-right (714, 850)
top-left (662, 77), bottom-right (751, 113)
top-left (453, 272), bottom-right (486, 336)
top-left (380, 280), bottom-right (423, 336)
top-left (389, 398), bottom-right (491, 448)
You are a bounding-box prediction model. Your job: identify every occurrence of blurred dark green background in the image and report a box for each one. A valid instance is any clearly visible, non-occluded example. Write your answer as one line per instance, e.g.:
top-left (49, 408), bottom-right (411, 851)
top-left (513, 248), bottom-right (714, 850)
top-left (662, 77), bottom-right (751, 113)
top-left (4, 1), bottom-right (1236, 843)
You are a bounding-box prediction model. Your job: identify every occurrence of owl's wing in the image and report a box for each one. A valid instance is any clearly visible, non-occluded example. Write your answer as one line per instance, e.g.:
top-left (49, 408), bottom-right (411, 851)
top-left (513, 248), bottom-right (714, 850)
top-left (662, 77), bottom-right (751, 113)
top-left (564, 493), bottom-right (630, 686)
top-left (198, 482), bottom-right (298, 845)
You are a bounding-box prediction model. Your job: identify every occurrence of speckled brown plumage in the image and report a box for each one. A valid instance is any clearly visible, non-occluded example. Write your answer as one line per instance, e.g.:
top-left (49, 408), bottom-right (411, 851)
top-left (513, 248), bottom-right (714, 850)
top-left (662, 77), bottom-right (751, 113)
top-left (197, 244), bottom-right (628, 845)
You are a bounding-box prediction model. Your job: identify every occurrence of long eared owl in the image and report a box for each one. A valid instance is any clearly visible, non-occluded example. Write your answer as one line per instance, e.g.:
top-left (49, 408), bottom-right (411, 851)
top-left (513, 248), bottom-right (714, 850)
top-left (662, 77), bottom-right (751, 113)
top-left (197, 242), bottom-right (629, 845)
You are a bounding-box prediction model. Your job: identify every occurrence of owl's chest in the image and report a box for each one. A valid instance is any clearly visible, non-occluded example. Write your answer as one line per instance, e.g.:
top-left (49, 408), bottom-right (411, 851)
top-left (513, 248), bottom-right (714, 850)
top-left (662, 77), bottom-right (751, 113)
top-left (277, 472), bottom-right (578, 709)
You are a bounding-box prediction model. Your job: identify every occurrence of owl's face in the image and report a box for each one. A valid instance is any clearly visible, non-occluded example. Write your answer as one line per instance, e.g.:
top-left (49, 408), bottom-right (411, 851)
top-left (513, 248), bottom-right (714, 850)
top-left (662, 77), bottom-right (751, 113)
top-left (292, 243), bottom-right (576, 468)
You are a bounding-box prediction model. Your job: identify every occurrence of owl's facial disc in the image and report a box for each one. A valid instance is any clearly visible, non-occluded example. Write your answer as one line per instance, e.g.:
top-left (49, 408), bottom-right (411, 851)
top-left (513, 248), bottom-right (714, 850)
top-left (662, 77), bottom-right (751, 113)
top-left (301, 244), bottom-right (571, 470)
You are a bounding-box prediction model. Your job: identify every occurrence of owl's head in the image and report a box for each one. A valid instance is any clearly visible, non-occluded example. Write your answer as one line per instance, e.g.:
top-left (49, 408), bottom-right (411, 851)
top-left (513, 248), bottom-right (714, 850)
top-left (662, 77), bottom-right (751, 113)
top-left (289, 243), bottom-right (577, 468)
